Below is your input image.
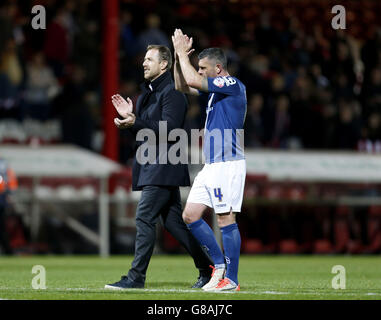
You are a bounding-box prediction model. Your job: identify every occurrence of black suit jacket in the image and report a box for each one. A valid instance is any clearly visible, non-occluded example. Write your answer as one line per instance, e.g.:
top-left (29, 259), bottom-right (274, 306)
top-left (129, 71), bottom-right (190, 191)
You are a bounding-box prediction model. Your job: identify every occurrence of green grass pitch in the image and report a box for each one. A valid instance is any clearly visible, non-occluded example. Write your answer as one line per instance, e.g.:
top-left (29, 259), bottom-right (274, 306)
top-left (0, 254), bottom-right (380, 300)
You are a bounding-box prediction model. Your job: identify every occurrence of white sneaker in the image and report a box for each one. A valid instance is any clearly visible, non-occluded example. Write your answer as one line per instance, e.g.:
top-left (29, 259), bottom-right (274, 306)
top-left (212, 278), bottom-right (240, 292)
top-left (202, 266), bottom-right (225, 291)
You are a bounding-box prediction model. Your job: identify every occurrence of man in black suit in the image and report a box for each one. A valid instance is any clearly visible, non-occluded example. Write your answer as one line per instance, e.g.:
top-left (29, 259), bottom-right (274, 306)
top-left (105, 45), bottom-right (213, 289)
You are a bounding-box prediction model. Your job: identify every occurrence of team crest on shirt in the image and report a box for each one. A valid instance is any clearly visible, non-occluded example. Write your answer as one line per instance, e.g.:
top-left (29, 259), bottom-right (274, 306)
top-left (213, 77), bottom-right (225, 88)
top-left (213, 76), bottom-right (237, 88)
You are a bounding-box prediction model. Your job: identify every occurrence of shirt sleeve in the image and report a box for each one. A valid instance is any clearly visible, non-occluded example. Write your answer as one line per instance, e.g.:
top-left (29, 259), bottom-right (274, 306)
top-left (207, 76), bottom-right (240, 96)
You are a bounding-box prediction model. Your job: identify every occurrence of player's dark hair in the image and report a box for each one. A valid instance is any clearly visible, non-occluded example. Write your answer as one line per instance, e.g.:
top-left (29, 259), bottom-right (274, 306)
top-left (147, 44), bottom-right (173, 70)
top-left (198, 48), bottom-right (227, 69)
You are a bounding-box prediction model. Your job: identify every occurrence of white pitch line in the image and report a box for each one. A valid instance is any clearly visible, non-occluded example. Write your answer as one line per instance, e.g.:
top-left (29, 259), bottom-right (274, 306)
top-left (37, 287), bottom-right (289, 295)
top-left (48, 288), bottom-right (381, 296)
top-left (1, 286), bottom-right (381, 297)
top-left (65, 288), bottom-right (289, 295)
top-left (262, 291), bottom-right (289, 295)
top-left (137, 289), bottom-right (291, 295)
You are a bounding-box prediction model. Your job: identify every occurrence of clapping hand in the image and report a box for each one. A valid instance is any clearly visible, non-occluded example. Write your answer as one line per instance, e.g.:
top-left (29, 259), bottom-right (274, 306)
top-left (111, 94), bottom-right (136, 128)
top-left (112, 94), bottom-right (133, 118)
top-left (172, 28), bottom-right (195, 57)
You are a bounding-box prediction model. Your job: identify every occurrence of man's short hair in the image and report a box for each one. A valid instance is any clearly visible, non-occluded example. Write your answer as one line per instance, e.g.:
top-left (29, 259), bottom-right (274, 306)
top-left (198, 48), bottom-right (227, 69)
top-left (147, 44), bottom-right (172, 70)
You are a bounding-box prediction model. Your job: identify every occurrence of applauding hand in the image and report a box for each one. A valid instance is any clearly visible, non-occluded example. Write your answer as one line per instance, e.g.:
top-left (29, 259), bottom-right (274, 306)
top-left (111, 94), bottom-right (135, 128)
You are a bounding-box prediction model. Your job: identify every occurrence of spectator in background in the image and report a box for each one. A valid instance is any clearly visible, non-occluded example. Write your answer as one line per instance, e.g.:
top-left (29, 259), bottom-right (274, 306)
top-left (333, 72), bottom-right (355, 101)
top-left (0, 2), bottom-right (16, 54)
top-left (0, 71), bottom-right (16, 113)
top-left (271, 73), bottom-right (286, 96)
top-left (255, 11), bottom-right (276, 55)
top-left (0, 39), bottom-right (23, 92)
top-left (310, 64), bottom-right (329, 89)
top-left (244, 94), bottom-right (266, 148)
top-left (363, 68), bottom-right (381, 114)
top-left (137, 14), bottom-right (170, 54)
top-left (320, 87), bottom-right (338, 149)
top-left (237, 53), bottom-right (271, 98)
top-left (361, 28), bottom-right (381, 86)
top-left (60, 0), bottom-right (77, 45)
top-left (329, 36), bottom-right (356, 90)
top-left (72, 19), bottom-right (100, 88)
top-left (280, 59), bottom-right (299, 92)
top-left (364, 112), bottom-right (381, 143)
top-left (270, 94), bottom-right (291, 148)
top-left (289, 67), bottom-right (313, 148)
top-left (44, 7), bottom-right (71, 78)
top-left (51, 64), bottom-right (95, 150)
top-left (119, 10), bottom-right (141, 81)
top-left (120, 10), bottom-right (138, 59)
top-left (336, 99), bottom-right (362, 149)
top-left (22, 52), bottom-right (60, 121)
top-left (0, 39), bottom-right (23, 115)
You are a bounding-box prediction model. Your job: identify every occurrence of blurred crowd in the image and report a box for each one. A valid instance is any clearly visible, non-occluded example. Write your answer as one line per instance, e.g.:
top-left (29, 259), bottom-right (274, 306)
top-left (1, 0), bottom-right (381, 164)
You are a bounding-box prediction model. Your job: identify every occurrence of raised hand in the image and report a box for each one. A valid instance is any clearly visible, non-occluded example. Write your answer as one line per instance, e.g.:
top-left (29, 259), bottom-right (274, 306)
top-left (172, 28), bottom-right (194, 56)
top-left (111, 94), bottom-right (133, 119)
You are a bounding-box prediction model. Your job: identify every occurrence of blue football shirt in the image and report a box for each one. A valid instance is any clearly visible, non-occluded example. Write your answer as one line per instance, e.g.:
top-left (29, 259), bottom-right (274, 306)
top-left (200, 76), bottom-right (247, 163)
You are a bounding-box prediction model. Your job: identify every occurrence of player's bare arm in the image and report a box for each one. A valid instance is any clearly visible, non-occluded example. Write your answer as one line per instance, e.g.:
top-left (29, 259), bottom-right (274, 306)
top-left (177, 52), bottom-right (208, 92)
top-left (173, 47), bottom-right (199, 95)
top-left (173, 29), bottom-right (208, 93)
top-left (173, 49), bottom-right (192, 94)
top-left (172, 29), bottom-right (190, 92)
top-left (172, 29), bottom-right (199, 96)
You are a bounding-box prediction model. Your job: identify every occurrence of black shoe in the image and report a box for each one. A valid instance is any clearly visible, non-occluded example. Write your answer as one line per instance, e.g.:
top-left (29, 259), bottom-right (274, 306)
top-left (104, 276), bottom-right (144, 290)
top-left (191, 275), bottom-right (211, 288)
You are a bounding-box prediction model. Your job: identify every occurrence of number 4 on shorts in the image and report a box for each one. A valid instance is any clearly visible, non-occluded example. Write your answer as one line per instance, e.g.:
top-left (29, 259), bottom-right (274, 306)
top-left (214, 188), bottom-right (223, 202)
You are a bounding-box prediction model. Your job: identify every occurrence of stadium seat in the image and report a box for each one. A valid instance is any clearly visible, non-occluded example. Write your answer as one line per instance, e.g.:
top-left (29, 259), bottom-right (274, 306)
top-left (263, 185), bottom-right (283, 200)
top-left (369, 205), bottom-right (381, 217)
top-left (161, 229), bottom-right (181, 253)
top-left (285, 186), bottom-right (307, 201)
top-left (336, 205), bottom-right (350, 216)
top-left (35, 185), bottom-right (54, 200)
top-left (365, 206), bottom-right (381, 253)
top-left (242, 239), bottom-right (263, 254)
top-left (279, 239), bottom-right (300, 254)
top-left (333, 206), bottom-right (351, 253)
top-left (109, 168), bottom-right (133, 194)
top-left (244, 184), bottom-right (259, 199)
top-left (313, 239), bottom-right (334, 254)
top-left (6, 215), bottom-right (28, 250)
top-left (347, 239), bottom-right (364, 254)
top-left (56, 185), bottom-right (78, 200)
top-left (78, 185), bottom-right (96, 200)
top-left (245, 174), bottom-right (268, 199)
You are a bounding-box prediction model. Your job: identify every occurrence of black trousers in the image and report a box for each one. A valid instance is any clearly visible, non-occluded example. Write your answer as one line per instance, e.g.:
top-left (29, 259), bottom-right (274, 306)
top-left (127, 185), bottom-right (212, 284)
